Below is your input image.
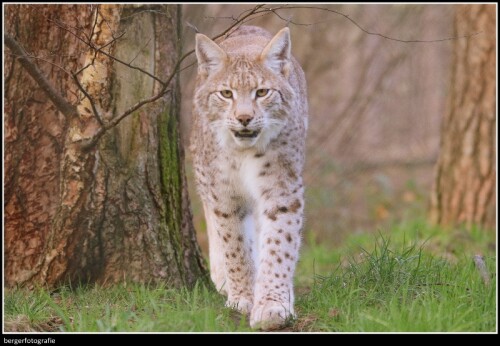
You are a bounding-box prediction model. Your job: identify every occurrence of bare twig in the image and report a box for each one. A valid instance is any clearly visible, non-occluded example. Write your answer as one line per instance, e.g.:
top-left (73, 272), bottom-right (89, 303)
top-left (88, 5), bottom-right (100, 45)
top-left (185, 21), bottom-right (200, 33)
top-left (473, 255), bottom-right (490, 286)
top-left (204, 15), bottom-right (238, 22)
top-left (73, 31), bottom-right (126, 76)
top-left (214, 4), bottom-right (266, 39)
top-left (270, 5), bottom-right (482, 43)
top-left (128, 36), bottom-right (153, 65)
top-left (266, 8), bottom-right (305, 27)
top-left (81, 87), bottom-right (171, 150)
top-left (49, 18), bottom-right (164, 85)
top-left (8, 52), bottom-right (74, 77)
top-left (206, 4), bottom-right (482, 43)
top-left (4, 33), bottom-right (78, 119)
top-left (107, 88), bottom-right (170, 131)
top-left (71, 73), bottom-right (104, 126)
top-left (178, 61), bottom-right (196, 74)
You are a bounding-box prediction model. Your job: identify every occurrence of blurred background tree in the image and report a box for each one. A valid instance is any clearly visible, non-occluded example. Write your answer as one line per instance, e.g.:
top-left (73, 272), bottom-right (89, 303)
top-left (430, 4), bottom-right (496, 230)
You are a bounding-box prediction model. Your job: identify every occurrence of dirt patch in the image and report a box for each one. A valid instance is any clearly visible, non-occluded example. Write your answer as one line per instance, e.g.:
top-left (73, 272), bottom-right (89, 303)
top-left (4, 315), bottom-right (64, 332)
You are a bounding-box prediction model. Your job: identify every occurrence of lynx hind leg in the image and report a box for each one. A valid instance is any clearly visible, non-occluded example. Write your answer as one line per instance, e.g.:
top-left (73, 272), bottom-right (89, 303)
top-left (203, 203), bottom-right (227, 295)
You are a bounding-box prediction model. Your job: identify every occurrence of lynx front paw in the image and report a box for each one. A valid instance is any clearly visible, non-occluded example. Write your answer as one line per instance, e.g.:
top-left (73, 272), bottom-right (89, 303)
top-left (225, 296), bottom-right (253, 315)
top-left (250, 301), bottom-right (294, 330)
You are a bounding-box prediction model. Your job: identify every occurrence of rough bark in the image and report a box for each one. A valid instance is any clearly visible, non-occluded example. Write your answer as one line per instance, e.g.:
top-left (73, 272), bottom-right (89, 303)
top-left (429, 4), bottom-right (496, 230)
top-left (4, 4), bottom-right (207, 287)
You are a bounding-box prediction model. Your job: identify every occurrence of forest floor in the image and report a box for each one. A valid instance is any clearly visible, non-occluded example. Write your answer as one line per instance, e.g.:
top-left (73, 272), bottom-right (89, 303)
top-left (4, 218), bottom-right (496, 333)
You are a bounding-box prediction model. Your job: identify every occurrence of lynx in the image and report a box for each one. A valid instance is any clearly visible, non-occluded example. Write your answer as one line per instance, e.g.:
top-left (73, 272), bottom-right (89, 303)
top-left (190, 25), bottom-right (308, 330)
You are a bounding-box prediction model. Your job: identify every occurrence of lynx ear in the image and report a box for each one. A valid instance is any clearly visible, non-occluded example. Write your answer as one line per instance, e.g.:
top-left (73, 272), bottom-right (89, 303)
top-left (260, 27), bottom-right (291, 77)
top-left (195, 34), bottom-right (227, 77)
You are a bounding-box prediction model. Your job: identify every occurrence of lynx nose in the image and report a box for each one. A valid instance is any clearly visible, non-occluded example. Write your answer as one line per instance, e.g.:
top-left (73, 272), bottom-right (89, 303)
top-left (236, 114), bottom-right (253, 127)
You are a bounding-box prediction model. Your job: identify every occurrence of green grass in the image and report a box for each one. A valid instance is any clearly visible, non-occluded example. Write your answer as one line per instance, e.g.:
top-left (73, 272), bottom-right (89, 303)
top-left (4, 283), bottom-right (251, 332)
top-left (4, 219), bottom-right (496, 332)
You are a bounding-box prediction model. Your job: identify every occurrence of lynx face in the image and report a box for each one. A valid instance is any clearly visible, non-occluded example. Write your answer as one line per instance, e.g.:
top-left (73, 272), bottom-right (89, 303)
top-left (194, 31), bottom-right (295, 151)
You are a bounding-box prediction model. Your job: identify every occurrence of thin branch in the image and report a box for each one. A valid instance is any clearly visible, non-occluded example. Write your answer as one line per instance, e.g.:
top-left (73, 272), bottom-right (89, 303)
top-left (88, 5), bottom-right (99, 45)
top-left (89, 35), bottom-right (164, 83)
top-left (81, 87), bottom-right (171, 150)
top-left (71, 73), bottom-right (104, 126)
top-left (73, 31), bottom-right (126, 76)
top-left (185, 21), bottom-right (200, 34)
top-left (78, 5), bottom-right (101, 77)
top-left (49, 18), bottom-right (164, 85)
top-left (237, 12), bottom-right (273, 28)
top-left (4, 33), bottom-right (78, 119)
top-left (74, 62), bottom-right (93, 77)
top-left (101, 11), bottom-right (120, 41)
top-left (204, 15), bottom-right (237, 22)
top-left (267, 8), bottom-right (305, 27)
top-left (268, 5), bottom-right (482, 43)
top-left (205, 5), bottom-right (481, 43)
top-left (128, 36), bottom-right (153, 65)
top-left (7, 52), bottom-right (73, 77)
top-left (179, 60), bottom-right (196, 74)
top-left (214, 4), bottom-right (266, 39)
top-left (110, 87), bottom-right (168, 129)
top-left (48, 18), bottom-right (89, 47)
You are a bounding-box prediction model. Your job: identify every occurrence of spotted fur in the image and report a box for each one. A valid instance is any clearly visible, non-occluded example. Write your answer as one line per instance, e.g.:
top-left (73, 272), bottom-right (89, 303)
top-left (190, 26), bottom-right (308, 330)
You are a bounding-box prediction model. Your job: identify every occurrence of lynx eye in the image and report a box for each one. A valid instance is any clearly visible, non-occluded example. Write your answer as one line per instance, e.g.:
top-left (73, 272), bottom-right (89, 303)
top-left (220, 90), bottom-right (233, 98)
top-left (256, 89), bottom-right (269, 98)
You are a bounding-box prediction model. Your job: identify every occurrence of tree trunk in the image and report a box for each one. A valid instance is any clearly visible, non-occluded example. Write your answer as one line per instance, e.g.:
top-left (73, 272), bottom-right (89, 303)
top-left (429, 4), bottom-right (496, 230)
top-left (4, 4), bottom-right (207, 288)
